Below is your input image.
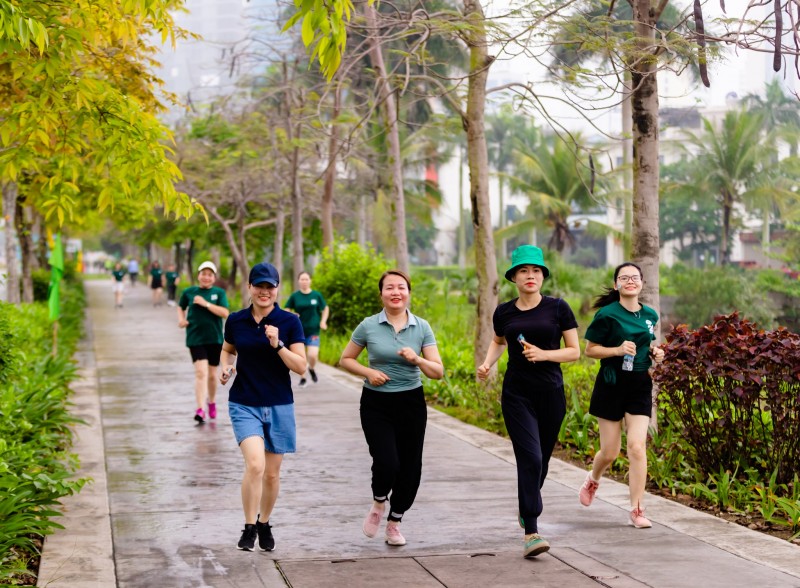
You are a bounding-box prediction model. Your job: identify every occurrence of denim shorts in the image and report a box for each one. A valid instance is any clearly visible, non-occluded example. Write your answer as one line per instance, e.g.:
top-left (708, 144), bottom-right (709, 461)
top-left (305, 334), bottom-right (320, 347)
top-left (228, 401), bottom-right (296, 454)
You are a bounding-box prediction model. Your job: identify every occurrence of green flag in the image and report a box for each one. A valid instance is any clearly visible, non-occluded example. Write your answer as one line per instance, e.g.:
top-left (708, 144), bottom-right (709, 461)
top-left (48, 234), bottom-right (64, 322)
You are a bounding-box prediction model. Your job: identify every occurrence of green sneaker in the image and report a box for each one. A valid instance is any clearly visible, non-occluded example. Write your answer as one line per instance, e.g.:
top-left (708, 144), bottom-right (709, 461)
top-left (523, 534), bottom-right (550, 558)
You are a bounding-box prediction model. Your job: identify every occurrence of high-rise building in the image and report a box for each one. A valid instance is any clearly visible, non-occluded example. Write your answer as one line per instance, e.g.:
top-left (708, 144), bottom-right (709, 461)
top-left (154, 0), bottom-right (282, 122)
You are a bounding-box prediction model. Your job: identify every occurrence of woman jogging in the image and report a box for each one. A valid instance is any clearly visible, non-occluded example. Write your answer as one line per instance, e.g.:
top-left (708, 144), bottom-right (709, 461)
top-left (340, 270), bottom-right (443, 547)
top-left (149, 260), bottom-right (164, 306)
top-left (285, 271), bottom-right (329, 386)
top-left (219, 262), bottom-right (306, 552)
top-left (177, 261), bottom-right (230, 423)
top-left (112, 262), bottom-right (126, 308)
top-left (578, 262), bottom-right (664, 528)
top-left (477, 245), bottom-right (580, 558)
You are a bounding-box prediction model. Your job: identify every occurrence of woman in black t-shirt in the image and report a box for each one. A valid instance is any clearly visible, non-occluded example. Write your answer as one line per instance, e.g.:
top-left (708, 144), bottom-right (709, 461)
top-left (477, 245), bottom-right (579, 559)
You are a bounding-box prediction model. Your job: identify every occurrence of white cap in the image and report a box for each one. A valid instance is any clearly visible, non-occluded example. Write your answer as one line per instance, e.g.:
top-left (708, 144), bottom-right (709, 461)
top-left (197, 261), bottom-right (217, 274)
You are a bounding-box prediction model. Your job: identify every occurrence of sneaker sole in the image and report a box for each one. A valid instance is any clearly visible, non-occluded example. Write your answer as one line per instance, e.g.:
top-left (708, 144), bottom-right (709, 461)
top-left (524, 543), bottom-right (550, 558)
top-left (363, 525), bottom-right (378, 538)
top-left (258, 544), bottom-right (275, 552)
top-left (629, 520), bottom-right (652, 529)
top-left (385, 539), bottom-right (406, 546)
top-left (237, 545), bottom-right (255, 551)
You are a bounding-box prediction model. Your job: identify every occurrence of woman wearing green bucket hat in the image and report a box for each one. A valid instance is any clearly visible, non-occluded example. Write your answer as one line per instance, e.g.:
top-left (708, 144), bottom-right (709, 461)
top-left (477, 244), bottom-right (580, 558)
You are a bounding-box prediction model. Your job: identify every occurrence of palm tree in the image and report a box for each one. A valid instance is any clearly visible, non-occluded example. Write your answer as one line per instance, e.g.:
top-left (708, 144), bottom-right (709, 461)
top-left (681, 110), bottom-right (776, 265)
top-left (743, 79), bottom-right (800, 156)
top-left (501, 135), bottom-right (606, 253)
top-left (742, 80), bottom-right (800, 253)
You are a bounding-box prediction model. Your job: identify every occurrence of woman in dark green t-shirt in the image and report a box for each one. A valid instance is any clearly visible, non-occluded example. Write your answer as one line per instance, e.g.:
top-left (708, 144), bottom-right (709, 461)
top-left (579, 262), bottom-right (665, 529)
top-left (285, 271), bottom-right (329, 386)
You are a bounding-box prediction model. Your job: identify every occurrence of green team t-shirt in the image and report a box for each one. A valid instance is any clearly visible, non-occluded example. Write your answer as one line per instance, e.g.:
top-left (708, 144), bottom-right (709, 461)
top-left (165, 271), bottom-right (179, 285)
top-left (150, 267), bottom-right (163, 280)
top-left (179, 285), bottom-right (229, 346)
top-left (285, 290), bottom-right (327, 336)
top-left (112, 269), bottom-right (126, 282)
top-left (584, 301), bottom-right (658, 373)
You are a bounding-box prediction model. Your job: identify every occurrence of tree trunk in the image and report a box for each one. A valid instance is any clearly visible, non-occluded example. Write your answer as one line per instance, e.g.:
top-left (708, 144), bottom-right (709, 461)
top-left (15, 201), bottom-right (34, 303)
top-left (186, 240), bottom-right (195, 284)
top-left (365, 3), bottom-right (410, 273)
top-left (463, 0), bottom-right (498, 370)
top-left (322, 85), bottom-right (340, 252)
top-left (630, 0), bottom-right (661, 337)
top-left (274, 204), bottom-right (286, 283)
top-left (357, 192), bottom-right (368, 248)
top-left (2, 183), bottom-right (20, 304)
top-left (720, 191), bottom-right (732, 265)
top-left (498, 174), bottom-right (506, 258)
top-left (622, 70), bottom-right (634, 259)
top-left (458, 145), bottom-right (467, 268)
top-left (291, 141), bottom-right (304, 283)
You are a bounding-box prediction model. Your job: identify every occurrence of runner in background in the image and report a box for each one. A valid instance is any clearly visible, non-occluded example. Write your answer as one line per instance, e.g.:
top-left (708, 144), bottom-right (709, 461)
top-left (285, 271), bottom-right (329, 386)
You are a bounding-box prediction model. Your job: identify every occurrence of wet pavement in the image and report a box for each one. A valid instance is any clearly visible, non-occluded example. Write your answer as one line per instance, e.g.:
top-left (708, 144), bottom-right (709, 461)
top-left (38, 280), bottom-right (800, 587)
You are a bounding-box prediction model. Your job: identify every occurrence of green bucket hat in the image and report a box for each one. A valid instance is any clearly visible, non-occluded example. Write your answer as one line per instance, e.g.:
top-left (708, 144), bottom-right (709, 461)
top-left (504, 245), bottom-right (550, 281)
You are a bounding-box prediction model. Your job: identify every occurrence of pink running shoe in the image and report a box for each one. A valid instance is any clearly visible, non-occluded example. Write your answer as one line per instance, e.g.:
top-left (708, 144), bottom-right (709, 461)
top-left (385, 523), bottom-right (406, 546)
top-left (362, 504), bottom-right (383, 538)
top-left (208, 403), bottom-right (217, 419)
top-left (579, 473), bottom-right (600, 507)
top-left (194, 409), bottom-right (205, 424)
top-left (629, 504), bottom-right (652, 528)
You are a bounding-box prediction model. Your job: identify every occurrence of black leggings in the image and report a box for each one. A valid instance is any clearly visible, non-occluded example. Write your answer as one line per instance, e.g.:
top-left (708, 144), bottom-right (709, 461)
top-left (502, 383), bottom-right (566, 535)
top-left (360, 386), bottom-right (427, 522)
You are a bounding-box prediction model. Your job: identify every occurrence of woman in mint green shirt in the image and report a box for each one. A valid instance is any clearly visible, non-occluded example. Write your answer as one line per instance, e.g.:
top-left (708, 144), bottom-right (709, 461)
top-left (579, 262), bottom-right (665, 529)
top-left (340, 270), bottom-right (443, 548)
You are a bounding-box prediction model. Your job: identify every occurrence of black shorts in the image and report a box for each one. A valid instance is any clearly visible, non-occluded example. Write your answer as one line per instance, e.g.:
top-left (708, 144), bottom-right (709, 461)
top-left (189, 344), bottom-right (222, 366)
top-left (589, 370), bottom-right (654, 421)
top-left (151, 278), bottom-right (163, 289)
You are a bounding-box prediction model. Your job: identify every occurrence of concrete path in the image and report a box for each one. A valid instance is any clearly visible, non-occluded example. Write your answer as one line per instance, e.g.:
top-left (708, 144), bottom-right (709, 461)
top-left (38, 280), bottom-right (800, 587)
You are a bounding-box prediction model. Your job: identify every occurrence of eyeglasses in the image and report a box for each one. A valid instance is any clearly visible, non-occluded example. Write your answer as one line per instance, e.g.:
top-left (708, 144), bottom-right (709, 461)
top-left (617, 275), bottom-right (641, 284)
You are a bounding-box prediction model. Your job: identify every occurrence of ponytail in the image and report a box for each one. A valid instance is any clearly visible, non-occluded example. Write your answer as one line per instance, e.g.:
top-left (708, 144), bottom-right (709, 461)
top-left (592, 287), bottom-right (620, 309)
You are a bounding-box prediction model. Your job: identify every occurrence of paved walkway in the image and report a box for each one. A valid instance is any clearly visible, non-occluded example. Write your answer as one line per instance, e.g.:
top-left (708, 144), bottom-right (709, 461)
top-left (38, 280), bottom-right (800, 587)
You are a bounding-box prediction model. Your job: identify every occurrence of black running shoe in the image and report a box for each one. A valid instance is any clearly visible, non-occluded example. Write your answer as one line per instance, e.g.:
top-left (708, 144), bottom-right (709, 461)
top-left (309, 369), bottom-right (318, 383)
top-left (237, 524), bottom-right (257, 551)
top-left (256, 519), bottom-right (275, 551)
top-left (299, 378), bottom-right (307, 387)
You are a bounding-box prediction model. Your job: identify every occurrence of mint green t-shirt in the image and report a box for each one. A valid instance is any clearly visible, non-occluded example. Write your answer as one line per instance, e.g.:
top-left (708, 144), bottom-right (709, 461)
top-left (350, 309), bottom-right (437, 392)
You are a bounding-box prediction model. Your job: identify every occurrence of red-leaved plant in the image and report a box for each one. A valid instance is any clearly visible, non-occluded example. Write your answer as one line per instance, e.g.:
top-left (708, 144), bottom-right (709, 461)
top-left (653, 312), bottom-right (800, 485)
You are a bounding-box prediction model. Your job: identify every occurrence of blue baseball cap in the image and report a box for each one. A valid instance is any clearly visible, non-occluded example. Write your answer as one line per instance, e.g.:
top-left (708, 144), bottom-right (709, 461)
top-left (248, 262), bottom-right (280, 286)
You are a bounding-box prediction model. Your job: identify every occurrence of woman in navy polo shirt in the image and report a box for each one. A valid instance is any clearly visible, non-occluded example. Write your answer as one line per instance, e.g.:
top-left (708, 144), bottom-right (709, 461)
top-left (219, 262), bottom-right (306, 553)
top-left (340, 269), bottom-right (444, 547)
top-left (477, 245), bottom-right (580, 559)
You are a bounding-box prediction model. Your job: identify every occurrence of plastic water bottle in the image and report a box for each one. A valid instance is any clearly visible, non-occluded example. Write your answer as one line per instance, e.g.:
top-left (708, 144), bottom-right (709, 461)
top-left (622, 353), bottom-right (634, 371)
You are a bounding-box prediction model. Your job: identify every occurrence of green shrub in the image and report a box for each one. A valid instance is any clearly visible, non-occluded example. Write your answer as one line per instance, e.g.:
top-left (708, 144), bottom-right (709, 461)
top-left (0, 281), bottom-right (87, 581)
top-left (664, 264), bottom-right (779, 328)
top-left (313, 242), bottom-right (392, 334)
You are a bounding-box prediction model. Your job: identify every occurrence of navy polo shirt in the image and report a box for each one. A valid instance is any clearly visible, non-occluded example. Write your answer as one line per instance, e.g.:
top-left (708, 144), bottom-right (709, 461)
top-left (224, 304), bottom-right (305, 407)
